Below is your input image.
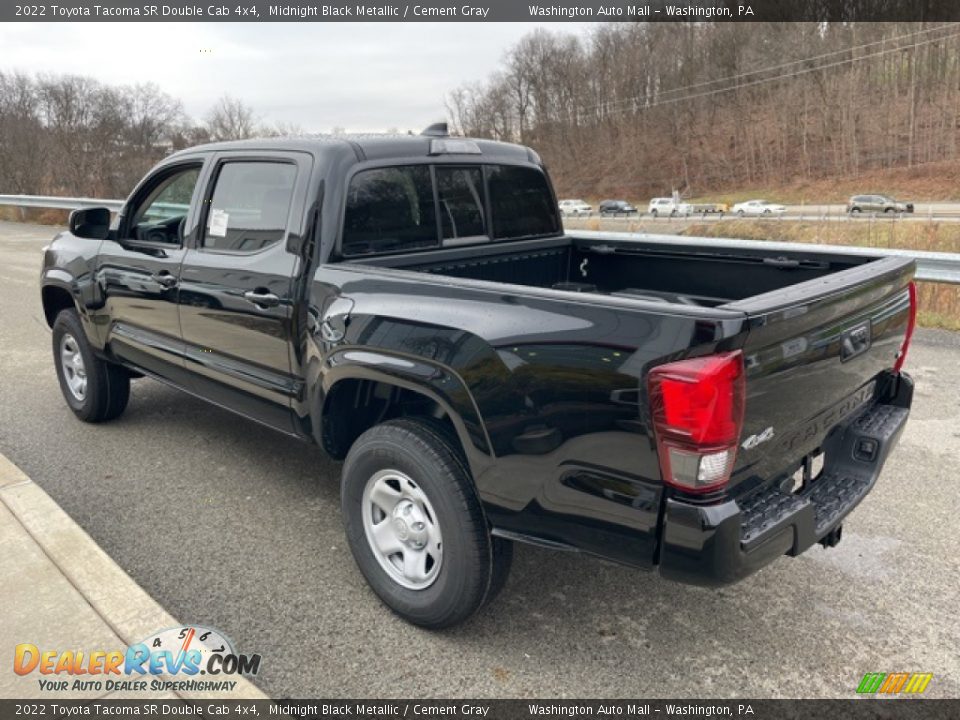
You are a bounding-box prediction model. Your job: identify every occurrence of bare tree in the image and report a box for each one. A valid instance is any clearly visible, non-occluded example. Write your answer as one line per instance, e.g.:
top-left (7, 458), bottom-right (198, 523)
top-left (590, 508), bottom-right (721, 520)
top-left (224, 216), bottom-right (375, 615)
top-left (205, 95), bottom-right (257, 141)
top-left (448, 22), bottom-right (960, 200)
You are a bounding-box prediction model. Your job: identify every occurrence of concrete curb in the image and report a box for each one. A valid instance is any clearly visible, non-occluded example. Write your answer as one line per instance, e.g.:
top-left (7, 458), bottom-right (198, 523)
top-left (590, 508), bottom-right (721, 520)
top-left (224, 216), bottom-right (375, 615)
top-left (0, 453), bottom-right (268, 701)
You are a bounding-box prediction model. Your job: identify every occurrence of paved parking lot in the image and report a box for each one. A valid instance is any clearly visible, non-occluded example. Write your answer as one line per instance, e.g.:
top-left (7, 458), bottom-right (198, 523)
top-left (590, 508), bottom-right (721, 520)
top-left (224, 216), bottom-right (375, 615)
top-left (1, 221), bottom-right (958, 698)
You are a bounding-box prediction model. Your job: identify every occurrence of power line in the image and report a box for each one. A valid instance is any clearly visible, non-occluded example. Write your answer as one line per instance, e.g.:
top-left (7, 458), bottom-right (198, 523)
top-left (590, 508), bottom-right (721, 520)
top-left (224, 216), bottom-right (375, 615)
top-left (590, 29), bottom-right (960, 120)
top-left (576, 23), bottom-right (960, 115)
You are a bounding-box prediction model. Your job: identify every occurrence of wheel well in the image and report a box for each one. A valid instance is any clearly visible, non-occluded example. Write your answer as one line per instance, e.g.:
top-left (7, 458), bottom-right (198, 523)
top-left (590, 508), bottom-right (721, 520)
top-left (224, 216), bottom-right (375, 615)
top-left (42, 286), bottom-right (75, 327)
top-left (321, 378), bottom-right (461, 461)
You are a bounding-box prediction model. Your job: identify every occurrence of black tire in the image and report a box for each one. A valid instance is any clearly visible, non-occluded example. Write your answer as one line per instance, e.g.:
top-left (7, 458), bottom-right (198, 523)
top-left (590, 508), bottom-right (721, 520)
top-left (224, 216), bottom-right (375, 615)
top-left (850, 207), bottom-right (861, 214)
top-left (737, 210), bottom-right (745, 217)
top-left (52, 309), bottom-right (130, 423)
top-left (650, 209), bottom-right (658, 217)
top-left (884, 207), bottom-right (895, 214)
top-left (412, 417), bottom-right (513, 610)
top-left (341, 416), bottom-right (511, 628)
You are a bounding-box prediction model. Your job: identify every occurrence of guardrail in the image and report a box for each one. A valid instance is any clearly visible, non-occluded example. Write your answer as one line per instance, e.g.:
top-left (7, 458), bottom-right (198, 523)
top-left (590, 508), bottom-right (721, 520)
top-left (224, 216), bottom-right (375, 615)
top-left (2, 194), bottom-right (959, 285)
top-left (0, 194), bottom-right (126, 212)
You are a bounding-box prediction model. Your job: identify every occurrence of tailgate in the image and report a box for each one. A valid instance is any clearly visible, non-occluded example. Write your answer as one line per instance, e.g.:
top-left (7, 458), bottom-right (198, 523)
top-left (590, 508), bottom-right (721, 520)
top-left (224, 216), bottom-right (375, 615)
top-left (724, 256), bottom-right (915, 494)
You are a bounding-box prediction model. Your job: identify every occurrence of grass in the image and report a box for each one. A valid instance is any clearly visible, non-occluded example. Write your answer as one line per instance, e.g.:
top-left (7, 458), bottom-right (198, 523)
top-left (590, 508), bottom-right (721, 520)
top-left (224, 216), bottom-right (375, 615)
top-left (0, 207), bottom-right (70, 225)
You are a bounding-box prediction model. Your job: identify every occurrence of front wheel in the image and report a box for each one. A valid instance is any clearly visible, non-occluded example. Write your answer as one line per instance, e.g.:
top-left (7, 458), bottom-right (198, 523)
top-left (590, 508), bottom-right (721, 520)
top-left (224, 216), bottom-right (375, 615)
top-left (52, 309), bottom-right (130, 423)
top-left (341, 417), bottom-right (512, 628)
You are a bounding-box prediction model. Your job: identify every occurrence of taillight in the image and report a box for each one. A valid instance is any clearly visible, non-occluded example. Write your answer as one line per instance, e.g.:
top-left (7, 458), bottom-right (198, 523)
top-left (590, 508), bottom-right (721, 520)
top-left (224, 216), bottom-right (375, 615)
top-left (893, 281), bottom-right (917, 374)
top-left (648, 351), bottom-right (745, 494)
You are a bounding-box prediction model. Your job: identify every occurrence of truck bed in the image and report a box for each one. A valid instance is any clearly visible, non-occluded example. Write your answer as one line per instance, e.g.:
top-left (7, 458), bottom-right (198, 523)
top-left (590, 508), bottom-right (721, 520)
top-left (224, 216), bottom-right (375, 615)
top-left (349, 234), bottom-right (869, 309)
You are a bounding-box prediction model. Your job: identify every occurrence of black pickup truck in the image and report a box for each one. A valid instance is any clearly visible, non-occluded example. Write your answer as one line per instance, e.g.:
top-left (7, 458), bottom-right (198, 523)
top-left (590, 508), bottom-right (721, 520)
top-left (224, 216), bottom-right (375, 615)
top-left (41, 128), bottom-right (916, 628)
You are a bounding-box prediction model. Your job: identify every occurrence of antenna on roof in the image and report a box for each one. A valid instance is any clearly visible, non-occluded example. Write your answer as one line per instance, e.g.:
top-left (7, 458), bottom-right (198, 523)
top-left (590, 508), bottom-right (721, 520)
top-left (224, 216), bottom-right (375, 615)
top-left (421, 122), bottom-right (449, 137)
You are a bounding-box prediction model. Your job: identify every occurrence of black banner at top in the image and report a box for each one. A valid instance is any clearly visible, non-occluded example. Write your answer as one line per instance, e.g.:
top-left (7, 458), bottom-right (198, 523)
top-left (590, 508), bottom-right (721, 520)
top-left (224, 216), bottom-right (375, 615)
top-left (0, 699), bottom-right (959, 720)
top-left (5, 0), bottom-right (960, 22)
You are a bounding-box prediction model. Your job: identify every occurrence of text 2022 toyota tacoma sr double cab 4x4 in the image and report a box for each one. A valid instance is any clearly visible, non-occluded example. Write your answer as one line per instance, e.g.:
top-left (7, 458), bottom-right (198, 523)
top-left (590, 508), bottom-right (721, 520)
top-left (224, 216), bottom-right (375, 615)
top-left (41, 128), bottom-right (916, 628)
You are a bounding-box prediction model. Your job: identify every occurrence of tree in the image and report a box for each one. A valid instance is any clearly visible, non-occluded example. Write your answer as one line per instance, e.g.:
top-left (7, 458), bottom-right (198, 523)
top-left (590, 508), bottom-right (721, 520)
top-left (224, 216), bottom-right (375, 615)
top-left (205, 95), bottom-right (257, 141)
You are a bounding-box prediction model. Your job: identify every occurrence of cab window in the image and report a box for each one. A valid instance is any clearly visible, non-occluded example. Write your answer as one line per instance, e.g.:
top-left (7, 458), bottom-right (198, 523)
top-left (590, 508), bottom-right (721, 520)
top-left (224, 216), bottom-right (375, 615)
top-left (342, 166), bottom-right (438, 256)
top-left (341, 162), bottom-right (559, 257)
top-left (202, 161), bottom-right (297, 253)
top-left (437, 167), bottom-right (487, 244)
top-left (128, 165), bottom-right (200, 245)
top-left (487, 165), bottom-right (559, 240)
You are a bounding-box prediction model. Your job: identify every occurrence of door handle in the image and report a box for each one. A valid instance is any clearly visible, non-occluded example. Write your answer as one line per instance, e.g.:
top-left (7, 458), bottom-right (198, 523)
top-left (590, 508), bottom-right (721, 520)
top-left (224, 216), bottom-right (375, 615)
top-left (243, 290), bottom-right (281, 308)
top-left (152, 271), bottom-right (178, 288)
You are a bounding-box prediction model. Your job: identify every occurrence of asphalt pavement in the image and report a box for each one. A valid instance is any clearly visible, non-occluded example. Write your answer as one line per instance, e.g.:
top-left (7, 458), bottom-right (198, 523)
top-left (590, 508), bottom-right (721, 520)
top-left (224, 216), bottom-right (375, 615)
top-left (1, 221), bottom-right (958, 698)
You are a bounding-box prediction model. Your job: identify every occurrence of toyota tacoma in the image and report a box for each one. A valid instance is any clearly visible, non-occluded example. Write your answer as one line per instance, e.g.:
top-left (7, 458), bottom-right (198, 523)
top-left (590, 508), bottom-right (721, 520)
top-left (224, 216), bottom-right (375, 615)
top-left (41, 127), bottom-right (916, 628)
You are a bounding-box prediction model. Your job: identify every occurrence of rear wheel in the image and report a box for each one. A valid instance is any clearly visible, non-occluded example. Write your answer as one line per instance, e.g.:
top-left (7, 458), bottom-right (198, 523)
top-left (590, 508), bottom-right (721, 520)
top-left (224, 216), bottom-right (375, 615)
top-left (850, 207), bottom-right (861, 214)
top-left (52, 309), bottom-right (130, 423)
top-left (341, 417), bottom-right (512, 628)
top-left (884, 207), bottom-right (895, 214)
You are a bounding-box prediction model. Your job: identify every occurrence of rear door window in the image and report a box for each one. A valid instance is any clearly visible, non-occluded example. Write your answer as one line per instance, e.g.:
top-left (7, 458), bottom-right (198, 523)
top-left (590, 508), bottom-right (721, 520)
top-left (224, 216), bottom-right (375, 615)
top-left (203, 161), bottom-right (297, 253)
top-left (342, 166), bottom-right (438, 256)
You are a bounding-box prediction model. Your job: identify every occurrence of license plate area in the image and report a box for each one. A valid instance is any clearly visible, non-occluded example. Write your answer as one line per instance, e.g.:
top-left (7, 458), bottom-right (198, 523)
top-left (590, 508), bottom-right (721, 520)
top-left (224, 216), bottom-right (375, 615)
top-left (787, 449), bottom-right (825, 494)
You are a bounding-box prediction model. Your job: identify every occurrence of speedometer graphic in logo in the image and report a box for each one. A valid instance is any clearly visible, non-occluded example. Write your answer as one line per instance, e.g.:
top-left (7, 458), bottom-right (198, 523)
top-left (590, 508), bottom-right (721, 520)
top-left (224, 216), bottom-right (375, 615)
top-left (139, 625), bottom-right (236, 674)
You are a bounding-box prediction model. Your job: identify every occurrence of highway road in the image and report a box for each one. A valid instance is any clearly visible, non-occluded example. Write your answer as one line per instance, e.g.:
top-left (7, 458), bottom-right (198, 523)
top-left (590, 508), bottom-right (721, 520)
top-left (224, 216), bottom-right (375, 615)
top-left (562, 203), bottom-right (960, 227)
top-left (1, 221), bottom-right (959, 698)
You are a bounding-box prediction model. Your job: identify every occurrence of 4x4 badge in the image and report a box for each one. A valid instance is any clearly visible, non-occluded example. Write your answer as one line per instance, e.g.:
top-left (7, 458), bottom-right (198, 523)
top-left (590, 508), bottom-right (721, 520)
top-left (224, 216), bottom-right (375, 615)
top-left (742, 426), bottom-right (775, 450)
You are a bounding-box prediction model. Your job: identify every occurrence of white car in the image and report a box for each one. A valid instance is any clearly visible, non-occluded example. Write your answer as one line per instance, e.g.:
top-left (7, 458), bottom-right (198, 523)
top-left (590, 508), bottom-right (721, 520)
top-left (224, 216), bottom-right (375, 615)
top-left (558, 199), bottom-right (592, 217)
top-left (647, 197), bottom-right (691, 216)
top-left (731, 199), bottom-right (787, 216)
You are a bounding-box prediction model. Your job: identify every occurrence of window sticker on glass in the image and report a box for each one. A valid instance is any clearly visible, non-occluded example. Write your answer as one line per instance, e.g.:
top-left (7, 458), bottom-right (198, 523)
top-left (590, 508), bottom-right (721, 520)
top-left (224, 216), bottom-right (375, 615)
top-left (209, 208), bottom-right (229, 237)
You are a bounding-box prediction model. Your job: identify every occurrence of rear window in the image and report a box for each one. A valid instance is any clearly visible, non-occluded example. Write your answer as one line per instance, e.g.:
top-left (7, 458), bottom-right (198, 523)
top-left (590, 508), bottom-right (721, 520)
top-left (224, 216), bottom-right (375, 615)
top-left (487, 165), bottom-right (559, 240)
top-left (342, 166), bottom-right (438, 256)
top-left (341, 163), bottom-right (558, 256)
top-left (437, 166), bottom-right (487, 243)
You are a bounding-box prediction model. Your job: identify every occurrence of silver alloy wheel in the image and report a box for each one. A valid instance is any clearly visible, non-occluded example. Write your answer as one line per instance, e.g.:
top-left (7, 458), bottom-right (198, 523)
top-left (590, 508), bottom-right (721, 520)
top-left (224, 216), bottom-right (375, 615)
top-left (361, 468), bottom-right (443, 590)
top-left (59, 333), bottom-right (87, 401)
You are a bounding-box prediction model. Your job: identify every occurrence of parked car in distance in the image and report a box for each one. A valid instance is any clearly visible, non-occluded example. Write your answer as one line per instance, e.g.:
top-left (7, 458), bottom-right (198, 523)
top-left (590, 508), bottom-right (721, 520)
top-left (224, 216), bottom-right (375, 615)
top-left (558, 199), bottom-right (592, 217)
top-left (647, 197), bottom-right (691, 216)
top-left (847, 195), bottom-right (914, 214)
top-left (598, 199), bottom-right (638, 216)
top-left (732, 199), bottom-right (787, 216)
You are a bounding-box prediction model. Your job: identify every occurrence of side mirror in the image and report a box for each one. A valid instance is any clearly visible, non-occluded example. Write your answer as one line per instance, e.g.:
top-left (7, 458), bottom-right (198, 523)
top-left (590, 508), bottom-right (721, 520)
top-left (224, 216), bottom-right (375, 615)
top-left (69, 207), bottom-right (112, 240)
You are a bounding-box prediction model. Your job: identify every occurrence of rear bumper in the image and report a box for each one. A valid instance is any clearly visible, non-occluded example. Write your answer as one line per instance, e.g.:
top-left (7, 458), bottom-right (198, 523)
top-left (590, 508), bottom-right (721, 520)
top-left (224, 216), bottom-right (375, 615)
top-left (658, 371), bottom-right (913, 587)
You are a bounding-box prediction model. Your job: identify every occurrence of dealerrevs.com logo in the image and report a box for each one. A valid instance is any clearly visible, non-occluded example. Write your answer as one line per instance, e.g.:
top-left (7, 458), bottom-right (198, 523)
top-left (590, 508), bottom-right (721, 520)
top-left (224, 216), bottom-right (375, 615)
top-left (13, 626), bottom-right (261, 693)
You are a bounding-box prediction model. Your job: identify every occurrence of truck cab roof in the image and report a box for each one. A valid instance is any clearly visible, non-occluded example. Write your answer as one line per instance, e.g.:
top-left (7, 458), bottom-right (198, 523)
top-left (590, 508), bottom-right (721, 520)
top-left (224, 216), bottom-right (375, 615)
top-left (167, 133), bottom-right (540, 165)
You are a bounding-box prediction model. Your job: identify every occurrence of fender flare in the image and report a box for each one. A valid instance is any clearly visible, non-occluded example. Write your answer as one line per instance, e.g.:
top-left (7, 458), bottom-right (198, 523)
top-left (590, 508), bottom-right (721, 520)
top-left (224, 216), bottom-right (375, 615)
top-left (41, 269), bottom-right (106, 348)
top-left (314, 348), bottom-right (494, 480)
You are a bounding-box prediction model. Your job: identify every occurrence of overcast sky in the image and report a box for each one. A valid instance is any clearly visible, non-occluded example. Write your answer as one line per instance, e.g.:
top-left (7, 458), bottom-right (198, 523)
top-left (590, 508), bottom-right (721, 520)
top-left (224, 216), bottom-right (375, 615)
top-left (0, 22), bottom-right (591, 132)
